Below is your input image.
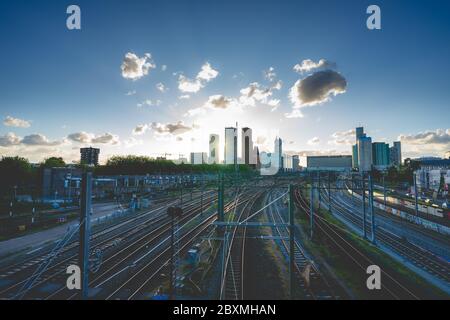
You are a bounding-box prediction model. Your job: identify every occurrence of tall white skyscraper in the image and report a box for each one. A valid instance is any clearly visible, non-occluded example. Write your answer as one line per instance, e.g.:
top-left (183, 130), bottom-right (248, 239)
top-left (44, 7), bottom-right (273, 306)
top-left (241, 127), bottom-right (255, 165)
top-left (273, 137), bottom-right (283, 170)
top-left (209, 134), bottom-right (219, 164)
top-left (224, 127), bottom-right (237, 165)
top-left (357, 136), bottom-right (373, 172)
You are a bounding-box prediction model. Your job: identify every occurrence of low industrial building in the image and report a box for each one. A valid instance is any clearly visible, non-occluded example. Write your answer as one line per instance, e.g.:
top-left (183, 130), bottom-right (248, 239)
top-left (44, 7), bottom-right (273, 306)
top-left (299, 155), bottom-right (352, 172)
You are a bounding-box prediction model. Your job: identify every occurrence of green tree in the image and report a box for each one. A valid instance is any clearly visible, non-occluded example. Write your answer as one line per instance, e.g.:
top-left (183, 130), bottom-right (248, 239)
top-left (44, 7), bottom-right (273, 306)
top-left (42, 157), bottom-right (66, 168)
top-left (0, 156), bottom-right (34, 196)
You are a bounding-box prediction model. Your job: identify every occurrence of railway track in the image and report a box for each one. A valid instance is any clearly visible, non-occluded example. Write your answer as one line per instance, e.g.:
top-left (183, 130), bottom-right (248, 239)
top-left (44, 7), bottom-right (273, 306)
top-left (102, 192), bottom-right (257, 300)
top-left (0, 191), bottom-right (216, 299)
top-left (322, 184), bottom-right (450, 288)
top-left (220, 190), bottom-right (261, 300)
top-left (265, 189), bottom-right (337, 299)
top-left (294, 186), bottom-right (421, 300)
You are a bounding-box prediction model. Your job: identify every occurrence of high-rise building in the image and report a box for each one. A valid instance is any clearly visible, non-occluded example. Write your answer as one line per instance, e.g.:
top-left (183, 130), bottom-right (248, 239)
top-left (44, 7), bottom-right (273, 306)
top-left (356, 127), bottom-right (365, 141)
top-left (352, 144), bottom-right (359, 168)
top-left (224, 127), bottom-right (237, 165)
top-left (190, 152), bottom-right (208, 165)
top-left (352, 127), bottom-right (366, 169)
top-left (80, 147), bottom-right (100, 166)
top-left (292, 155), bottom-right (299, 172)
top-left (389, 141), bottom-right (402, 166)
top-left (273, 137), bottom-right (283, 170)
top-left (372, 142), bottom-right (390, 169)
top-left (357, 136), bottom-right (373, 172)
top-left (209, 134), bottom-right (219, 164)
top-left (241, 127), bottom-right (255, 165)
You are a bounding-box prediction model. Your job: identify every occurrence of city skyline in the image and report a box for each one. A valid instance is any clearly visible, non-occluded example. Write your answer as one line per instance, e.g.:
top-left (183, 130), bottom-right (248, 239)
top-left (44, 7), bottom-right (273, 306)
top-left (1, 0), bottom-right (450, 164)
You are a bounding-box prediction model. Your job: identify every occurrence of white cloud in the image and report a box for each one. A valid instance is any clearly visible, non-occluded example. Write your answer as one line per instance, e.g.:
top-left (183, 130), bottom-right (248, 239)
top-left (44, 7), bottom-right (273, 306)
top-left (67, 132), bottom-right (93, 143)
top-left (67, 132), bottom-right (119, 145)
top-left (0, 132), bottom-right (21, 147)
top-left (284, 109), bottom-right (304, 119)
top-left (289, 70), bottom-right (347, 108)
top-left (21, 134), bottom-right (61, 146)
top-left (4, 116), bottom-right (31, 128)
top-left (178, 75), bottom-right (203, 93)
top-left (399, 129), bottom-right (450, 145)
top-left (197, 62), bottom-right (219, 82)
top-left (121, 52), bottom-right (155, 80)
top-left (125, 90), bottom-right (137, 96)
top-left (293, 59), bottom-right (335, 74)
top-left (328, 129), bottom-right (355, 145)
top-left (185, 107), bottom-right (207, 117)
top-left (307, 137), bottom-right (320, 145)
top-left (137, 99), bottom-right (162, 107)
top-left (124, 137), bottom-right (143, 148)
top-left (239, 81), bottom-right (281, 107)
top-left (161, 65), bottom-right (167, 71)
top-left (178, 62), bottom-right (219, 93)
top-left (150, 121), bottom-right (196, 136)
top-left (264, 67), bottom-right (277, 82)
top-left (399, 129), bottom-right (450, 157)
top-left (179, 95), bottom-right (191, 100)
top-left (132, 124), bottom-right (149, 135)
top-left (91, 133), bottom-right (120, 145)
top-left (203, 95), bottom-right (233, 109)
top-left (156, 82), bottom-right (168, 93)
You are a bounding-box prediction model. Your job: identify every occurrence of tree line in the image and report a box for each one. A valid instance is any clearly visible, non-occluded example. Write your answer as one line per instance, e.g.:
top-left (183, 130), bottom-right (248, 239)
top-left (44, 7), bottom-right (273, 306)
top-left (0, 155), bottom-right (253, 197)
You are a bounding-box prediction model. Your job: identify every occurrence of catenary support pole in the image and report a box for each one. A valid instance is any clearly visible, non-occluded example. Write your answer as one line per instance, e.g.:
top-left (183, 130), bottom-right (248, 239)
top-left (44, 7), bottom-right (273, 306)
top-left (318, 171), bottom-right (321, 210)
top-left (328, 172), bottom-right (332, 213)
top-left (362, 173), bottom-right (367, 239)
top-left (369, 174), bottom-right (376, 244)
top-left (414, 172), bottom-right (419, 216)
top-left (79, 172), bottom-right (92, 299)
top-left (310, 183), bottom-right (314, 240)
top-left (288, 184), bottom-right (295, 299)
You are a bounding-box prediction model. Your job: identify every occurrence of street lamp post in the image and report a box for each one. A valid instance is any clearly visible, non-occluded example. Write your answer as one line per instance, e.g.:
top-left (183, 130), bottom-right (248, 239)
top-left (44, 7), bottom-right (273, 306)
top-left (167, 206), bottom-right (183, 300)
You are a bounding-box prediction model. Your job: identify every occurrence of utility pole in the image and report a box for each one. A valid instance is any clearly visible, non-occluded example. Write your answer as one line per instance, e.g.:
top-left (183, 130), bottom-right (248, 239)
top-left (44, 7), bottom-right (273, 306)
top-left (362, 173), bottom-right (367, 239)
top-left (180, 178), bottom-right (183, 207)
top-left (383, 174), bottom-right (387, 208)
top-left (288, 184), bottom-right (295, 299)
top-left (351, 173), bottom-right (354, 195)
top-left (413, 172), bottom-right (419, 216)
top-left (317, 171), bottom-right (321, 210)
top-left (79, 172), bottom-right (92, 299)
top-left (200, 174), bottom-right (204, 216)
top-left (369, 174), bottom-right (376, 244)
top-left (310, 183), bottom-right (314, 240)
top-left (217, 174), bottom-right (224, 232)
top-left (167, 207), bottom-right (183, 300)
top-left (328, 172), bottom-right (332, 213)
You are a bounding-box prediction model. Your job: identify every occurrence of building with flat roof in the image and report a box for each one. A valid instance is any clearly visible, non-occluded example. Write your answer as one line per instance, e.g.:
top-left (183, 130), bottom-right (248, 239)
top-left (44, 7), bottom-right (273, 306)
top-left (372, 142), bottom-right (390, 170)
top-left (299, 155), bottom-right (352, 171)
top-left (209, 134), bottom-right (219, 164)
top-left (357, 136), bottom-right (373, 172)
top-left (390, 141), bottom-right (402, 167)
top-left (273, 137), bottom-right (283, 170)
top-left (224, 127), bottom-right (237, 165)
top-left (241, 127), bottom-right (256, 165)
top-left (80, 147), bottom-right (100, 166)
top-left (190, 152), bottom-right (208, 165)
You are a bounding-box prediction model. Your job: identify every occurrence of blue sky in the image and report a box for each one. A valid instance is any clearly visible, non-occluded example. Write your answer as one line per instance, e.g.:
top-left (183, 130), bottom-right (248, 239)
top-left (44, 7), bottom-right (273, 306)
top-left (0, 0), bottom-right (449, 163)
